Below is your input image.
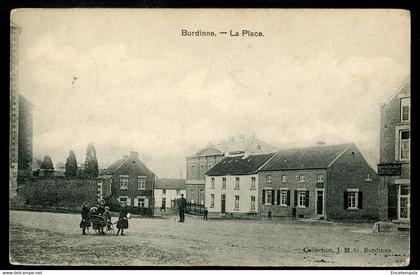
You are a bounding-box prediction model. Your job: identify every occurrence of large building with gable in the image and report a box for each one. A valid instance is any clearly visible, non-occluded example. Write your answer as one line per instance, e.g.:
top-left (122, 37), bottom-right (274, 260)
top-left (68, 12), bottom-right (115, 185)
top-left (185, 135), bottom-right (277, 204)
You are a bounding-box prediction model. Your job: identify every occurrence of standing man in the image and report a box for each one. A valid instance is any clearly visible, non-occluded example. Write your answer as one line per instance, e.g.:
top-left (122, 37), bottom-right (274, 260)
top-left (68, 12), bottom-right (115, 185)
top-left (178, 194), bottom-right (187, 223)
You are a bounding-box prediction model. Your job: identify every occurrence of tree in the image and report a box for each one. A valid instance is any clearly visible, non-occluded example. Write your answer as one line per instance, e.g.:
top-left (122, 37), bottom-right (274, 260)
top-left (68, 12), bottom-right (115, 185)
top-left (65, 150), bottom-right (78, 177)
top-left (40, 155), bottom-right (54, 170)
top-left (84, 143), bottom-right (98, 178)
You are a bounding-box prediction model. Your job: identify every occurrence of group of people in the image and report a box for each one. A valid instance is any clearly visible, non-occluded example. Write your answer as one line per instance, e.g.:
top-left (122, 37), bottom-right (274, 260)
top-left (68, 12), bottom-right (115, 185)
top-left (80, 199), bottom-right (129, 236)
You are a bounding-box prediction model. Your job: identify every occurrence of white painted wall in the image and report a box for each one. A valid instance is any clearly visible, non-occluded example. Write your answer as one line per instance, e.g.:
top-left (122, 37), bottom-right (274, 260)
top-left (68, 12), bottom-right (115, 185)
top-left (205, 174), bottom-right (259, 214)
top-left (154, 188), bottom-right (186, 208)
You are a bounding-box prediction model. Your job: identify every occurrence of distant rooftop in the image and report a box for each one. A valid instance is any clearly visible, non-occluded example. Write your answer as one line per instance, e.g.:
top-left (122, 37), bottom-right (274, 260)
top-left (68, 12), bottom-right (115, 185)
top-left (155, 178), bottom-right (186, 190)
top-left (191, 135), bottom-right (277, 157)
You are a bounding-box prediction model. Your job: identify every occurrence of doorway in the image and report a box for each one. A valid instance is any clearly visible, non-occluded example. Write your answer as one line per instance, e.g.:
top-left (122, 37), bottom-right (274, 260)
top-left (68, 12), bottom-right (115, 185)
top-left (316, 189), bottom-right (324, 216)
top-left (221, 194), bottom-right (226, 215)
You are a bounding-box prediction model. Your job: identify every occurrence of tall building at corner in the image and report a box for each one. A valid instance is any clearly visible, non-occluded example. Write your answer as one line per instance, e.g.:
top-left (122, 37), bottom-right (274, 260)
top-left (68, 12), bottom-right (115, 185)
top-left (10, 22), bottom-right (22, 198)
top-left (378, 79), bottom-right (410, 222)
top-left (10, 22), bottom-right (33, 198)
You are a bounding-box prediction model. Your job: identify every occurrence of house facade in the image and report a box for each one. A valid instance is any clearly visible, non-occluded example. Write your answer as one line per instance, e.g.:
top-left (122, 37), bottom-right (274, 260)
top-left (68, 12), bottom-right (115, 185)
top-left (259, 143), bottom-right (387, 221)
top-left (377, 80), bottom-right (410, 222)
top-left (186, 135), bottom-right (277, 204)
top-left (154, 178), bottom-right (186, 211)
top-left (204, 152), bottom-right (275, 217)
top-left (97, 151), bottom-right (156, 215)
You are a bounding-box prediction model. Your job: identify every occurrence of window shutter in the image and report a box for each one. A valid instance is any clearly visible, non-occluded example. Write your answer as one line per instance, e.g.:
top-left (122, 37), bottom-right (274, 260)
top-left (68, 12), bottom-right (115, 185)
top-left (294, 190), bottom-right (297, 207)
top-left (271, 190), bottom-right (275, 205)
top-left (358, 192), bottom-right (363, 209)
top-left (305, 191), bottom-right (309, 207)
top-left (262, 189), bottom-right (266, 205)
top-left (277, 190), bottom-right (280, 205)
top-left (286, 190), bottom-right (291, 206)
top-left (343, 191), bottom-right (348, 209)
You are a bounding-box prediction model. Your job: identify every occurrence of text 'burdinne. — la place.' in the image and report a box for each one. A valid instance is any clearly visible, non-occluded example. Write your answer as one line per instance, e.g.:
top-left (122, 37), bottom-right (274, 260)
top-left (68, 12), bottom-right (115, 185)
top-left (181, 29), bottom-right (264, 37)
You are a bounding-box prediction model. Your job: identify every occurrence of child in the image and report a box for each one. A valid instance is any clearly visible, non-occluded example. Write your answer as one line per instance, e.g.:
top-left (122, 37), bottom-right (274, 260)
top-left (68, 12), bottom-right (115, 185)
top-left (104, 206), bottom-right (112, 230)
top-left (116, 202), bottom-right (129, 236)
top-left (80, 202), bottom-right (90, 235)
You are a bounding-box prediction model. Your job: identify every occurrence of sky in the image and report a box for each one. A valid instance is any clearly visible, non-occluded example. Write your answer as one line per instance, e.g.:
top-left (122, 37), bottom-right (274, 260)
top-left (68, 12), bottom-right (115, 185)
top-left (12, 9), bottom-right (410, 178)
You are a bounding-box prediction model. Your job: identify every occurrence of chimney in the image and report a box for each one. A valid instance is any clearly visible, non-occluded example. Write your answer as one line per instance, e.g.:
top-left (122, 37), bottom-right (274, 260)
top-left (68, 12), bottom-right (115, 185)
top-left (130, 151), bottom-right (139, 159)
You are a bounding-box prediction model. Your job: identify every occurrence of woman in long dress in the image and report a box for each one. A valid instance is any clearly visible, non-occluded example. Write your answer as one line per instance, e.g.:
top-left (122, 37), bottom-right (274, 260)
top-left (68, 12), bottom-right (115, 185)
top-left (79, 201), bottom-right (90, 235)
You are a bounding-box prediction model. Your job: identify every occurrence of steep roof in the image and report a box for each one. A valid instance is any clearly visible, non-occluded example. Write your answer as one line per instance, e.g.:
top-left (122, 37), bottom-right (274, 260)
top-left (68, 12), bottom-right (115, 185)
top-left (99, 158), bottom-right (129, 175)
top-left (260, 143), bottom-right (351, 171)
top-left (155, 178), bottom-right (186, 190)
top-left (206, 153), bottom-right (275, 176)
top-left (99, 153), bottom-right (154, 177)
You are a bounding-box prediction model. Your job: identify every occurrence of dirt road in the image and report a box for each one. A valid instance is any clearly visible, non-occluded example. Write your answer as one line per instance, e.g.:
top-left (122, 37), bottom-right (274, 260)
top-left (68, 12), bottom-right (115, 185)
top-left (9, 210), bottom-right (409, 266)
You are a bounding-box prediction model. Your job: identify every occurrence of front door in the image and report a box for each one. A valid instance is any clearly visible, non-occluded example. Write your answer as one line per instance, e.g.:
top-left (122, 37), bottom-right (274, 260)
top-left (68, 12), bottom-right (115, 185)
top-left (316, 189), bottom-right (324, 216)
top-left (221, 194), bottom-right (226, 214)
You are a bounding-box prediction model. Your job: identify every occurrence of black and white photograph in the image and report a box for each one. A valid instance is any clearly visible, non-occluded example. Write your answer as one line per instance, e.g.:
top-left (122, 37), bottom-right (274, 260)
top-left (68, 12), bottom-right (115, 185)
top-left (9, 9), bottom-right (410, 267)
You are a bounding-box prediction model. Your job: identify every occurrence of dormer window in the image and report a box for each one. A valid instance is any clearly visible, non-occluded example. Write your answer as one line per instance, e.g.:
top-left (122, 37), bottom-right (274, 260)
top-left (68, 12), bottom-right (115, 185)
top-left (316, 174), bottom-right (324, 182)
top-left (298, 174), bottom-right (305, 182)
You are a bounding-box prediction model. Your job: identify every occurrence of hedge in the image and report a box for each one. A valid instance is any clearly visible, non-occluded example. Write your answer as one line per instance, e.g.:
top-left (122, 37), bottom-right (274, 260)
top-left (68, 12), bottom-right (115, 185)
top-left (18, 177), bottom-right (98, 210)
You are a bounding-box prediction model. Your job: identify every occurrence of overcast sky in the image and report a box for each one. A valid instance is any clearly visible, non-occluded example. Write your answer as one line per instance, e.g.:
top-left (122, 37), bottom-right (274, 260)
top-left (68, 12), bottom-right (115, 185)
top-left (12, 9), bottom-right (410, 178)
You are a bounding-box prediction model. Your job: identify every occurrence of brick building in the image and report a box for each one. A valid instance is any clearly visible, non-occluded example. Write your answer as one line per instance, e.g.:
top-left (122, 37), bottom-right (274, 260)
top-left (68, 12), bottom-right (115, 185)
top-left (204, 152), bottom-right (275, 217)
top-left (258, 143), bottom-right (387, 221)
top-left (97, 152), bottom-right (156, 215)
top-left (186, 135), bottom-right (277, 204)
top-left (377, 80), bottom-right (410, 222)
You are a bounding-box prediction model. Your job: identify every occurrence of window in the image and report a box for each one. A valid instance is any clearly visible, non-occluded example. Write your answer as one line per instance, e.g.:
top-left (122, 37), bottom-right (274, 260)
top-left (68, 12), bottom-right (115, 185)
top-left (137, 176), bottom-right (146, 189)
top-left (298, 174), bottom-right (305, 182)
top-left (366, 173), bottom-right (372, 181)
top-left (235, 177), bottom-right (240, 189)
top-left (298, 191), bottom-right (305, 206)
top-left (176, 189), bottom-right (180, 195)
top-left (235, 195), bottom-right (240, 209)
top-left (119, 176), bottom-right (129, 190)
top-left (211, 177), bottom-right (215, 189)
top-left (280, 189), bottom-right (289, 206)
top-left (265, 175), bottom-right (272, 183)
top-left (399, 130), bottom-right (410, 160)
top-left (281, 174), bottom-right (287, 182)
top-left (200, 163), bottom-right (204, 170)
top-left (138, 198), bottom-right (145, 207)
top-left (250, 196), bottom-right (256, 211)
top-left (344, 189), bottom-right (362, 210)
top-left (263, 189), bottom-right (273, 205)
top-left (250, 177), bottom-right (256, 189)
top-left (401, 97), bottom-right (410, 122)
top-left (294, 190), bottom-right (309, 208)
top-left (222, 177), bottom-right (226, 189)
top-left (162, 189), bottom-right (166, 195)
top-left (210, 194), bottom-right (215, 207)
top-left (316, 174), bottom-right (324, 182)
